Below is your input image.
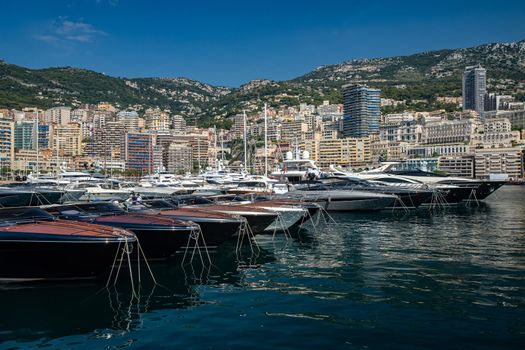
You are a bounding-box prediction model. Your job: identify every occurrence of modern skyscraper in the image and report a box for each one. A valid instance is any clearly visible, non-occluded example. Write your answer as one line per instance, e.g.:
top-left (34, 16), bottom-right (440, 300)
top-left (342, 84), bottom-right (381, 138)
top-left (14, 120), bottom-right (37, 151)
top-left (462, 65), bottom-right (487, 116)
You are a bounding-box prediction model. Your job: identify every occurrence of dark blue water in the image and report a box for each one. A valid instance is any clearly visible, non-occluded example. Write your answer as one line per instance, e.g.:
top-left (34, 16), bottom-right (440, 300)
top-left (1, 186), bottom-right (524, 349)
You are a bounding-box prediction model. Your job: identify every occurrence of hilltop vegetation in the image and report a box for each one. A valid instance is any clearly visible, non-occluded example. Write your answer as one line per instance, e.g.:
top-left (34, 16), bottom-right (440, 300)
top-left (1, 39), bottom-right (524, 126)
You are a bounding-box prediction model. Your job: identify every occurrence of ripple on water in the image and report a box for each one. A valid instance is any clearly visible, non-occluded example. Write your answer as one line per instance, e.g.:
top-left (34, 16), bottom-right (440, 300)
top-left (0, 186), bottom-right (524, 350)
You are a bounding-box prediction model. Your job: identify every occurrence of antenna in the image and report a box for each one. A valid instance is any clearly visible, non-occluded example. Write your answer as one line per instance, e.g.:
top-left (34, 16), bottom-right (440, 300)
top-left (243, 110), bottom-right (247, 173)
top-left (264, 103), bottom-right (268, 177)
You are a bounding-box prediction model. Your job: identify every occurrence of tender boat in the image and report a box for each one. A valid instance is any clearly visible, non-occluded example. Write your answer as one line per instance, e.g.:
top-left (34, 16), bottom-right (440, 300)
top-left (44, 202), bottom-right (199, 260)
top-left (0, 207), bottom-right (135, 282)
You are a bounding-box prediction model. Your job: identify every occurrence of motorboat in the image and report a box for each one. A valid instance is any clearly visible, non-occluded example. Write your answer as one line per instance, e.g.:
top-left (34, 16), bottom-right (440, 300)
top-left (44, 202), bottom-right (200, 260)
top-left (297, 177), bottom-right (433, 209)
top-left (227, 177), bottom-right (276, 195)
top-left (26, 171), bottom-right (104, 186)
top-left (184, 203), bottom-right (279, 234)
top-left (243, 200), bottom-right (320, 232)
top-left (329, 166), bottom-right (489, 204)
top-left (381, 169), bottom-right (506, 200)
top-left (0, 207), bottom-right (135, 282)
top-left (64, 181), bottom-right (132, 201)
top-left (0, 186), bottom-right (66, 207)
top-left (122, 199), bottom-right (244, 247)
top-left (271, 150), bottom-right (321, 184)
top-left (280, 189), bottom-right (399, 212)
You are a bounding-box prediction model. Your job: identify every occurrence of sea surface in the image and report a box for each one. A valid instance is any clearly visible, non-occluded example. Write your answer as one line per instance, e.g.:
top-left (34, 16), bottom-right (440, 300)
top-left (1, 186), bottom-right (524, 350)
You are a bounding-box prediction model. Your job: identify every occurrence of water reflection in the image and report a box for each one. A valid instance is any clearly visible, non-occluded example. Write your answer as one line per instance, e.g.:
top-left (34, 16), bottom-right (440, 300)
top-left (1, 187), bottom-right (524, 349)
top-left (0, 243), bottom-right (276, 347)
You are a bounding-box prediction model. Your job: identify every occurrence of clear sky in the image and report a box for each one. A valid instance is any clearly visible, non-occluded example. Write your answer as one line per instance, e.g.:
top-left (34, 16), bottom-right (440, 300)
top-left (1, 0), bottom-right (525, 86)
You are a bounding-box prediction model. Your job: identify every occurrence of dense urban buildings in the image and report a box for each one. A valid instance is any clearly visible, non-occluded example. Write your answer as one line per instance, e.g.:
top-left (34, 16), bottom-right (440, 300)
top-left (0, 64), bottom-right (523, 180)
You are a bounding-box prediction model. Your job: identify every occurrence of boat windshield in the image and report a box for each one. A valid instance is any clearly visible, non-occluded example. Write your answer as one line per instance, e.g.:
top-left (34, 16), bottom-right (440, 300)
top-left (283, 161), bottom-right (314, 171)
top-left (48, 203), bottom-right (125, 217)
top-left (142, 200), bottom-right (178, 209)
top-left (74, 202), bottom-right (126, 215)
top-left (238, 182), bottom-right (267, 188)
top-left (0, 207), bottom-right (54, 224)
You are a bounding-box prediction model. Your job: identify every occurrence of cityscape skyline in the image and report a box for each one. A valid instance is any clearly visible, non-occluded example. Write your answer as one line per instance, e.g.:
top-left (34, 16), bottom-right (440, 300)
top-left (1, 0), bottom-right (525, 86)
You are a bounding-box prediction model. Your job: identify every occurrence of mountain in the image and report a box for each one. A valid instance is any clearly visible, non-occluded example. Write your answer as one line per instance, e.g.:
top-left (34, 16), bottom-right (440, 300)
top-left (1, 39), bottom-right (524, 125)
top-left (0, 63), bottom-right (233, 124)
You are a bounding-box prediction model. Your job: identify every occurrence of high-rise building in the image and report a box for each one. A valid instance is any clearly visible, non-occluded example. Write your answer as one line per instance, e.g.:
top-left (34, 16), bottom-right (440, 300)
top-left (52, 123), bottom-right (82, 157)
top-left (70, 109), bottom-right (89, 123)
top-left (167, 143), bottom-right (193, 174)
top-left (172, 115), bottom-right (187, 133)
top-left (44, 107), bottom-right (71, 125)
top-left (14, 120), bottom-right (37, 151)
top-left (144, 108), bottom-right (170, 131)
top-left (0, 118), bottom-right (15, 169)
top-left (462, 65), bottom-right (487, 116)
top-left (125, 132), bottom-right (162, 173)
top-left (38, 124), bottom-right (51, 149)
top-left (117, 111), bottom-right (140, 132)
top-left (86, 122), bottom-right (126, 159)
top-left (342, 84), bottom-right (381, 138)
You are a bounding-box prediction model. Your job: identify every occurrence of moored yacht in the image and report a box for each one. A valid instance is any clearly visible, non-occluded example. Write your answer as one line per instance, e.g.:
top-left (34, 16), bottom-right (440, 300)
top-left (121, 199), bottom-right (245, 247)
top-left (44, 202), bottom-right (200, 260)
top-left (0, 207), bottom-right (135, 282)
top-left (332, 163), bottom-right (504, 203)
top-left (297, 177), bottom-right (433, 209)
top-left (280, 189), bottom-right (399, 212)
top-left (270, 150), bottom-right (321, 183)
top-left (0, 186), bottom-right (66, 207)
top-left (227, 176), bottom-right (277, 195)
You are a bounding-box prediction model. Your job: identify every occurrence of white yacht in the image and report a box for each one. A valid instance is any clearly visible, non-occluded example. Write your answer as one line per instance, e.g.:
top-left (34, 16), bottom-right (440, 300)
top-left (271, 151), bottom-right (321, 183)
top-left (227, 176), bottom-right (277, 195)
top-left (27, 171), bottom-right (102, 186)
top-left (65, 181), bottom-right (133, 201)
top-left (139, 172), bottom-right (181, 187)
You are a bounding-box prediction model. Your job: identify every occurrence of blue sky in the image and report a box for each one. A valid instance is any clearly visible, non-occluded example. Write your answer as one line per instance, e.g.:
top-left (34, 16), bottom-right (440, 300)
top-left (1, 0), bottom-right (525, 86)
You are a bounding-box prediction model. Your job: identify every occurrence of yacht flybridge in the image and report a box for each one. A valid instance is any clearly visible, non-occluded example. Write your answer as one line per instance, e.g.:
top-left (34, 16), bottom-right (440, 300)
top-left (271, 150), bottom-right (320, 183)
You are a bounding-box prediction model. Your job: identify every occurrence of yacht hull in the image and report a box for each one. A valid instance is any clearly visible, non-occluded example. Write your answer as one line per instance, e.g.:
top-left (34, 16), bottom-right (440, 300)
top-left (0, 239), bottom-right (123, 281)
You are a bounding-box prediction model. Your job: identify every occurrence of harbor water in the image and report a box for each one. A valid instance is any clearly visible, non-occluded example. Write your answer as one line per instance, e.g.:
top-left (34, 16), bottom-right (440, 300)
top-left (1, 186), bottom-right (524, 349)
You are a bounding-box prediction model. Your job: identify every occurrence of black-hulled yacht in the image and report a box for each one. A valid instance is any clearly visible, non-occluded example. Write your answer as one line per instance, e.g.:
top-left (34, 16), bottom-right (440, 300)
top-left (0, 207), bottom-right (135, 282)
top-left (295, 177), bottom-right (433, 209)
top-left (44, 202), bottom-right (199, 260)
top-left (122, 199), bottom-right (244, 247)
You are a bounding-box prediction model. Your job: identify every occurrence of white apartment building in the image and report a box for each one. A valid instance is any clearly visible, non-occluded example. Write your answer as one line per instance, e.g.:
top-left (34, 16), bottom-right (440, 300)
top-left (422, 119), bottom-right (479, 144)
top-left (44, 107), bottom-right (71, 125)
top-left (404, 143), bottom-right (471, 158)
top-left (380, 120), bottom-right (422, 143)
top-left (437, 155), bottom-right (475, 178)
top-left (471, 118), bottom-right (521, 148)
top-left (474, 147), bottom-right (524, 179)
top-left (117, 111), bottom-right (140, 131)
